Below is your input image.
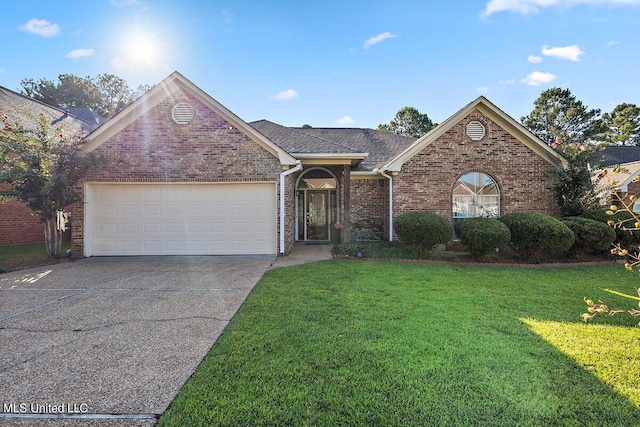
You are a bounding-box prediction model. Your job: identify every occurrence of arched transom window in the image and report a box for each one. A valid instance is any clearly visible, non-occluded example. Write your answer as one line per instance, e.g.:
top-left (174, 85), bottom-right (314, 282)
top-left (453, 172), bottom-right (500, 220)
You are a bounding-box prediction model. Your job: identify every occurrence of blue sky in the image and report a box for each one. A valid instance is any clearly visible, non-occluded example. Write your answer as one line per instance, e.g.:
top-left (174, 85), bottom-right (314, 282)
top-left (1, 0), bottom-right (639, 128)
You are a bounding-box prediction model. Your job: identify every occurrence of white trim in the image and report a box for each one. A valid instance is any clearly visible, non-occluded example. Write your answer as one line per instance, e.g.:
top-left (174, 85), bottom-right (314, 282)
top-left (84, 182), bottom-right (93, 257)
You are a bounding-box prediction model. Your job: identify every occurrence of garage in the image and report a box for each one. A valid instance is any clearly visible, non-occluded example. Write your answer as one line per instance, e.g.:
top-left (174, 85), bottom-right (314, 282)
top-left (85, 183), bottom-right (277, 256)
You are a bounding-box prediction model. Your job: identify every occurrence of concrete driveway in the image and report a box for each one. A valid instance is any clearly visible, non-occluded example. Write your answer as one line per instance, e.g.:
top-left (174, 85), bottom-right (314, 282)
top-left (0, 255), bottom-right (274, 426)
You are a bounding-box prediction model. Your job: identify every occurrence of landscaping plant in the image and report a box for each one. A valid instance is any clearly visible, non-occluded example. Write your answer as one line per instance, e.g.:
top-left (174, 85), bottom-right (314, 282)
top-left (454, 217), bottom-right (511, 261)
top-left (393, 211), bottom-right (451, 257)
top-left (499, 211), bottom-right (575, 260)
top-left (561, 216), bottom-right (616, 255)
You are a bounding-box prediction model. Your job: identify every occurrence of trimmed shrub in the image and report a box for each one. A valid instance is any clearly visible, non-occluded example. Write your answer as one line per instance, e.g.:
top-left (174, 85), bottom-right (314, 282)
top-left (581, 207), bottom-right (640, 249)
top-left (454, 217), bottom-right (511, 261)
top-left (562, 216), bottom-right (616, 254)
top-left (393, 211), bottom-right (452, 255)
top-left (499, 212), bottom-right (575, 259)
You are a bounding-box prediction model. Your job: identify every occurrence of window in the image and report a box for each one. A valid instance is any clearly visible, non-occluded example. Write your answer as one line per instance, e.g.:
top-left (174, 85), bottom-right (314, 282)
top-left (453, 172), bottom-right (499, 221)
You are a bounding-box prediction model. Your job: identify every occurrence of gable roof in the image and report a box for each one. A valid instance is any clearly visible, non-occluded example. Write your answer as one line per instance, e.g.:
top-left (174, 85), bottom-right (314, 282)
top-left (0, 85), bottom-right (100, 134)
top-left (383, 96), bottom-right (566, 172)
top-left (250, 120), bottom-right (415, 171)
top-left (81, 71), bottom-right (297, 166)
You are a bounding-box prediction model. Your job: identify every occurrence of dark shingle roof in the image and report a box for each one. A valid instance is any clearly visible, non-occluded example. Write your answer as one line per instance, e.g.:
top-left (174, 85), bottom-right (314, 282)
top-left (0, 85), bottom-right (101, 134)
top-left (594, 146), bottom-right (640, 167)
top-left (249, 120), bottom-right (416, 171)
top-left (66, 107), bottom-right (107, 127)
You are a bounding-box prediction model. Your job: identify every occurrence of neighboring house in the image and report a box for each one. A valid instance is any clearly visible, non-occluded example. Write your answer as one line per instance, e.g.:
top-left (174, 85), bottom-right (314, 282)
top-left (594, 146), bottom-right (640, 210)
top-left (68, 71), bottom-right (564, 258)
top-left (0, 86), bottom-right (102, 245)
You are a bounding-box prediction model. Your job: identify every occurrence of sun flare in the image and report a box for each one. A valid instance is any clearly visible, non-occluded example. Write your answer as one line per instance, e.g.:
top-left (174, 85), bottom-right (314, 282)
top-left (112, 25), bottom-right (169, 75)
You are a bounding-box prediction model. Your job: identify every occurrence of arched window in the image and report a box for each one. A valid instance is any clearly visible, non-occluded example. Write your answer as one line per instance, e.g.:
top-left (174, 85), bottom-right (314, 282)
top-left (453, 172), bottom-right (500, 222)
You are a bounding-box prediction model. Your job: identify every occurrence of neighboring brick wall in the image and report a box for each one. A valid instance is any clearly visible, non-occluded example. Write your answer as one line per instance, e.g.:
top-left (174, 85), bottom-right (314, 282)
top-left (393, 111), bottom-right (559, 223)
top-left (71, 86), bottom-right (283, 257)
top-left (0, 198), bottom-right (43, 245)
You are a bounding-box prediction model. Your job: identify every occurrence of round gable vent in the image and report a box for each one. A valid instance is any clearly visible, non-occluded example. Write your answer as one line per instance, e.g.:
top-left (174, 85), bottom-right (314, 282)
top-left (466, 121), bottom-right (485, 141)
top-left (172, 103), bottom-right (195, 124)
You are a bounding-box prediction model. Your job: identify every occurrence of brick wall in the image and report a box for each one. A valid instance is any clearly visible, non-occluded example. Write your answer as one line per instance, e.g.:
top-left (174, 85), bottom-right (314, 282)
top-left (0, 198), bottom-right (43, 245)
top-left (71, 86), bottom-right (283, 257)
top-left (350, 178), bottom-right (388, 240)
top-left (393, 111), bottom-right (559, 222)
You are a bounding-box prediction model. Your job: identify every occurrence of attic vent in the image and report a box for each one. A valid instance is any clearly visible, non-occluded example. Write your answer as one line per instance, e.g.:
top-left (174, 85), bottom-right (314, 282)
top-left (466, 121), bottom-right (485, 141)
top-left (172, 103), bottom-right (195, 124)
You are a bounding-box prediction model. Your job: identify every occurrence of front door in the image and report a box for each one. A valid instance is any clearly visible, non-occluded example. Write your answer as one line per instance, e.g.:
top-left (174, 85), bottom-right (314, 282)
top-left (306, 190), bottom-right (329, 240)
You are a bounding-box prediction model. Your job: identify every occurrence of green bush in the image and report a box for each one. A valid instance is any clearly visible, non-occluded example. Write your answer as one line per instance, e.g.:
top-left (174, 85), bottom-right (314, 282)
top-left (393, 211), bottom-right (452, 255)
top-left (581, 207), bottom-right (640, 249)
top-left (454, 217), bottom-right (511, 261)
top-left (562, 216), bottom-right (616, 254)
top-left (499, 212), bottom-right (575, 259)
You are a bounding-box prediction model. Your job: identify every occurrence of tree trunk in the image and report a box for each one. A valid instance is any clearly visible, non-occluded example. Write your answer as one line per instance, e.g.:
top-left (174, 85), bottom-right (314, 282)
top-left (43, 218), bottom-right (62, 258)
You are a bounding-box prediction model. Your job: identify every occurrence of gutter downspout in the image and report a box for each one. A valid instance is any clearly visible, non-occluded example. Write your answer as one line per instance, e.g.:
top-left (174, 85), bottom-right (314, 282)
top-left (374, 168), bottom-right (394, 242)
top-left (279, 161), bottom-right (303, 254)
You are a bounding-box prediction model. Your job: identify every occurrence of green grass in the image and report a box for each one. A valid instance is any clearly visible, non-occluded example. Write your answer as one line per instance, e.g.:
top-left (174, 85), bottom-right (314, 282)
top-left (160, 261), bottom-right (640, 426)
top-left (0, 242), bottom-right (70, 261)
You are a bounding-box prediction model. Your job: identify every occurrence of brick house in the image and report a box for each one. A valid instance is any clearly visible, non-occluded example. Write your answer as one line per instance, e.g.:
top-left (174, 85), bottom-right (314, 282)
top-left (0, 86), bottom-right (103, 246)
top-left (66, 71), bottom-right (564, 257)
top-left (594, 146), bottom-right (640, 209)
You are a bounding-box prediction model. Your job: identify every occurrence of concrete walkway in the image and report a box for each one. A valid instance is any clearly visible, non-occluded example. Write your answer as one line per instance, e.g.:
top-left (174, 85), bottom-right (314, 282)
top-left (271, 243), bottom-right (334, 268)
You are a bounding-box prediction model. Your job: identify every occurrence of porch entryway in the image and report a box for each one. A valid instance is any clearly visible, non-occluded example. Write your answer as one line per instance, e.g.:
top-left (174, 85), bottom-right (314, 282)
top-left (296, 168), bottom-right (339, 243)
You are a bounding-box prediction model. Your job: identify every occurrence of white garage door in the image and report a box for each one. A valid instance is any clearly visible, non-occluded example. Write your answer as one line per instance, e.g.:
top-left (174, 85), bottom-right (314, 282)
top-left (86, 183), bottom-right (277, 256)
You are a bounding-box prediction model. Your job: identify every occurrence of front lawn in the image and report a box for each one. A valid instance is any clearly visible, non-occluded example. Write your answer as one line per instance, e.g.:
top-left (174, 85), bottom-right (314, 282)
top-left (160, 261), bottom-right (640, 426)
top-left (0, 242), bottom-right (71, 272)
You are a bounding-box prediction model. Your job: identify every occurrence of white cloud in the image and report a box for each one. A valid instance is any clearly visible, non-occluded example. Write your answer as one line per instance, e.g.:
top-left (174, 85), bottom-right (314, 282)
top-left (541, 44), bottom-right (584, 61)
top-left (337, 115), bottom-right (355, 125)
top-left (607, 39), bottom-right (619, 46)
top-left (0, 68), bottom-right (6, 75)
top-left (66, 48), bottom-right (95, 59)
top-left (482, 0), bottom-right (640, 17)
top-left (520, 71), bottom-right (557, 86)
top-left (273, 89), bottom-right (299, 101)
top-left (19, 19), bottom-right (60, 37)
top-left (499, 78), bottom-right (516, 85)
top-left (528, 55), bottom-right (543, 63)
top-left (476, 87), bottom-right (490, 95)
top-left (363, 32), bottom-right (397, 49)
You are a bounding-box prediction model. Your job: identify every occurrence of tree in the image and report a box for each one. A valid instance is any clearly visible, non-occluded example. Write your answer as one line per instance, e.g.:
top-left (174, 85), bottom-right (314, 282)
top-left (521, 87), bottom-right (606, 146)
top-left (20, 74), bottom-right (150, 118)
top-left (377, 106), bottom-right (436, 138)
top-left (0, 111), bottom-right (96, 258)
top-left (602, 103), bottom-right (640, 146)
top-left (522, 88), bottom-right (606, 216)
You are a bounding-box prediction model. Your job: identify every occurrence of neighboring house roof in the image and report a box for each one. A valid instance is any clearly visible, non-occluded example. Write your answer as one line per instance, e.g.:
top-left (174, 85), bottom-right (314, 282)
top-left (81, 71), bottom-right (297, 166)
top-left (594, 145), bottom-right (640, 167)
top-left (250, 120), bottom-right (415, 170)
top-left (0, 85), bottom-right (100, 134)
top-left (593, 160), bottom-right (640, 198)
top-left (66, 107), bottom-right (108, 127)
top-left (383, 96), bottom-right (566, 172)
